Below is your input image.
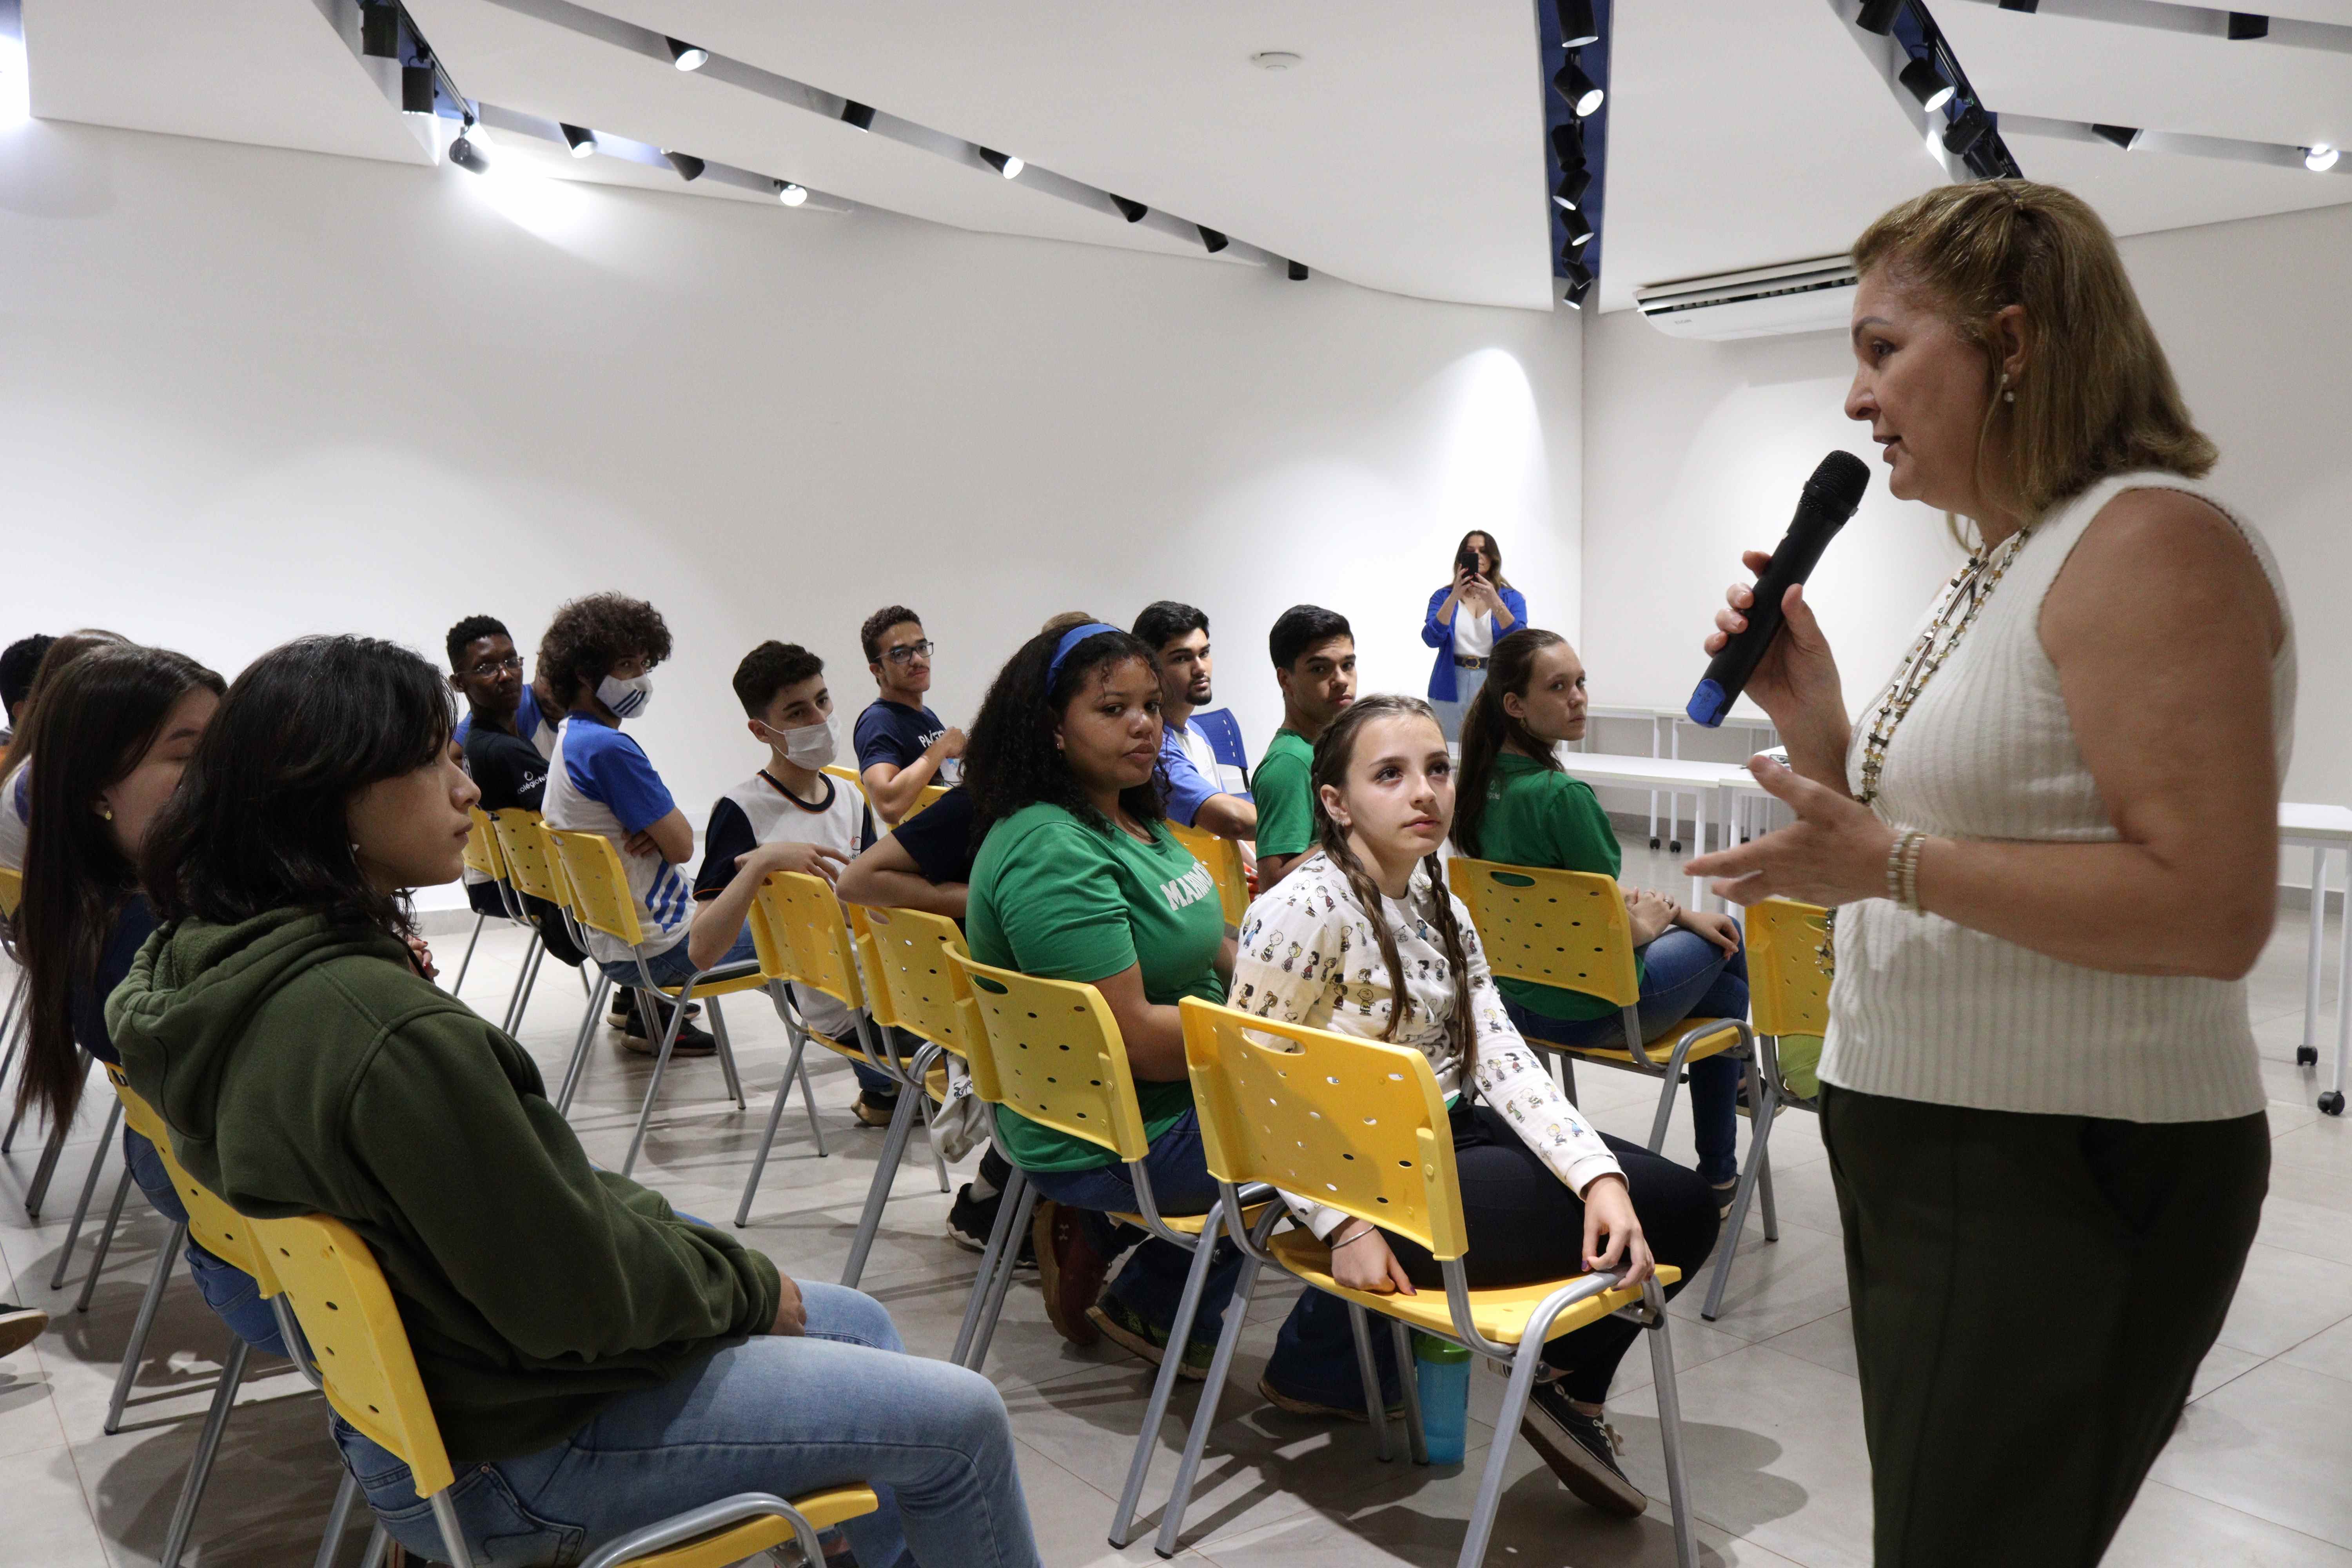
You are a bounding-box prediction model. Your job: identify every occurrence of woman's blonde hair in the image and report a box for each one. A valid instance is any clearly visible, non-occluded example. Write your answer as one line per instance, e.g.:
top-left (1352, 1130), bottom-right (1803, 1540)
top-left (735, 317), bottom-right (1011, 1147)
top-left (1853, 180), bottom-right (2214, 527)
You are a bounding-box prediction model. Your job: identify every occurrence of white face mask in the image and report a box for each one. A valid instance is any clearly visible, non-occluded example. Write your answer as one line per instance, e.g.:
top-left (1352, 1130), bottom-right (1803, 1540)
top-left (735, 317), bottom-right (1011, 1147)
top-left (768, 715), bottom-right (837, 770)
top-left (597, 671), bottom-right (653, 720)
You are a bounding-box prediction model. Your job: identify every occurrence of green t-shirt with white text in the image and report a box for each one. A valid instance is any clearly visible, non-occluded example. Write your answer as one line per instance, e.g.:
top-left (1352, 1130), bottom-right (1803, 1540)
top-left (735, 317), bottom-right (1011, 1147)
top-left (1249, 728), bottom-right (1318, 860)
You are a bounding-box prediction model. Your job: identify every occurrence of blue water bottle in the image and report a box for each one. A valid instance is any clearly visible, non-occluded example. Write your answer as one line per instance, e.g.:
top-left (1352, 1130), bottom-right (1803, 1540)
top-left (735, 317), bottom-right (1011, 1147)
top-left (1412, 1331), bottom-right (1471, 1464)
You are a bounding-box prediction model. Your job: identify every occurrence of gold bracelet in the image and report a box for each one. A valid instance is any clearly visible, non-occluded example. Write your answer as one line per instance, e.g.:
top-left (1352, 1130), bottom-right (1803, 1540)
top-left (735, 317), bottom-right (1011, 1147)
top-left (1900, 831), bottom-right (1929, 915)
top-left (1885, 829), bottom-right (1925, 908)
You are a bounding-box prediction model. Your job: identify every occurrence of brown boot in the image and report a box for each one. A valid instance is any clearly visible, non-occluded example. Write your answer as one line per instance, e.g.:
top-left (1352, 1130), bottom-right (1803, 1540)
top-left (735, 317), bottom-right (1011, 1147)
top-left (1030, 1200), bottom-right (1108, 1347)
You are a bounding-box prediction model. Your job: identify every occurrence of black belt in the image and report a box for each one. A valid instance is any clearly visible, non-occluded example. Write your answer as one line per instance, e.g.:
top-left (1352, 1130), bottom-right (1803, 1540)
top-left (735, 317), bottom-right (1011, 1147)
top-left (1453, 654), bottom-right (1489, 670)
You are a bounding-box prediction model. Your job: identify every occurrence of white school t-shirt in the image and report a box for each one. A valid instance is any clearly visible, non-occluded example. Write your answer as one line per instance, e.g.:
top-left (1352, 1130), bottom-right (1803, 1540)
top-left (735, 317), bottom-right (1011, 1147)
top-left (542, 715), bottom-right (695, 965)
top-left (692, 770), bottom-right (874, 1037)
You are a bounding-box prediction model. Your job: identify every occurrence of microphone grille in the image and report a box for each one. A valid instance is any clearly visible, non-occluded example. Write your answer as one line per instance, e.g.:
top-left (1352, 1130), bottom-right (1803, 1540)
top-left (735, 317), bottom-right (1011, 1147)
top-left (1807, 449), bottom-right (1873, 514)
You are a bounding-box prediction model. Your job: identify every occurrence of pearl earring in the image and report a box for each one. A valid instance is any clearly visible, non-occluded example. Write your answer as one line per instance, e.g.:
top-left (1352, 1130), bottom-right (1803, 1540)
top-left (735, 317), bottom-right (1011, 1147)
top-left (98, 802), bottom-right (114, 822)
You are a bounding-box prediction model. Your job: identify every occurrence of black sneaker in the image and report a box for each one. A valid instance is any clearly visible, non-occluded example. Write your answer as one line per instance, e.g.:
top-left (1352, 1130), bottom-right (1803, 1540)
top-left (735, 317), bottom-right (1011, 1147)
top-left (945, 1183), bottom-right (1037, 1266)
top-left (1520, 1380), bottom-right (1646, 1516)
top-left (610, 991), bottom-right (700, 1029)
top-left (0, 1303), bottom-right (49, 1359)
top-left (620, 1003), bottom-right (717, 1057)
top-left (852, 1088), bottom-right (899, 1127)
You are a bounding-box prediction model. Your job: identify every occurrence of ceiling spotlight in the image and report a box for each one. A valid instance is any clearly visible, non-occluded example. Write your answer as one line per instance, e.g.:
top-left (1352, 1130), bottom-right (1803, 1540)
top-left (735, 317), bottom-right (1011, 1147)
top-left (1551, 120), bottom-right (1586, 167)
top-left (1942, 107), bottom-right (1992, 156)
top-left (2307, 143), bottom-right (2341, 172)
top-left (2091, 123), bottom-right (2142, 150)
top-left (1899, 58), bottom-right (1954, 113)
top-left (361, 3), bottom-right (399, 59)
top-left (665, 37), bottom-right (709, 70)
top-left (1198, 225), bottom-right (1229, 253)
top-left (840, 100), bottom-right (876, 131)
top-left (1554, 165), bottom-right (1593, 207)
top-left (1109, 194), bottom-right (1148, 222)
top-left (1857, 0), bottom-right (1906, 34)
top-left (1557, 0), bottom-right (1599, 48)
top-left (1554, 56), bottom-right (1604, 116)
top-left (2227, 12), bottom-right (2269, 38)
top-left (664, 150), bottom-right (706, 181)
top-left (773, 179), bottom-right (809, 205)
top-left (1286, 260), bottom-right (1309, 281)
top-left (401, 62), bottom-right (436, 115)
top-left (978, 147), bottom-right (1023, 178)
top-left (448, 131), bottom-right (488, 174)
top-left (1561, 207), bottom-right (1595, 248)
top-left (1998, 0), bottom-right (2039, 9)
top-left (1561, 261), bottom-right (1594, 309)
top-left (560, 123), bottom-right (595, 158)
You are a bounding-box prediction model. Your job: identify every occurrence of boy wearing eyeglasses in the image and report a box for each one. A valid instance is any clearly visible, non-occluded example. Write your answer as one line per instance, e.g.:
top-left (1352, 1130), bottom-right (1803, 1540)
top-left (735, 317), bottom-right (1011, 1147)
top-left (854, 606), bottom-right (964, 828)
top-left (448, 613), bottom-right (557, 760)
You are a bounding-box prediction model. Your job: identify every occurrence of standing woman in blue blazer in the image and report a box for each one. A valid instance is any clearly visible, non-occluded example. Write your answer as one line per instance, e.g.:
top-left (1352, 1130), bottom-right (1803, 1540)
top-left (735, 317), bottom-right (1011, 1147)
top-left (1422, 530), bottom-right (1526, 741)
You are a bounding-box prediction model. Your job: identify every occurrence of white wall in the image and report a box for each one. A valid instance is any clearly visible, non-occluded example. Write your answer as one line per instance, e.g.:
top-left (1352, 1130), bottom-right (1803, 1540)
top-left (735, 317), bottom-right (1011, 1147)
top-left (1580, 200), bottom-right (2352, 851)
top-left (0, 118), bottom-right (1583, 881)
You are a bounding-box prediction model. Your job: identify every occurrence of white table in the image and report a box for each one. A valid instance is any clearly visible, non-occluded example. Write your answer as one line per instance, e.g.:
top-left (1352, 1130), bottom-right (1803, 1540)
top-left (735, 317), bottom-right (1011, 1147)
top-left (1555, 752), bottom-right (1756, 908)
top-left (2279, 802), bottom-right (2352, 1116)
top-left (1581, 702), bottom-right (1777, 851)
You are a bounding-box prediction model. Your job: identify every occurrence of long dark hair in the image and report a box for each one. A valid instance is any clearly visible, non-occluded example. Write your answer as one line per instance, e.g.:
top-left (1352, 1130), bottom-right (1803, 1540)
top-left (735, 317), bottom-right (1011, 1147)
top-left (1452, 627), bottom-right (1568, 860)
top-left (12, 645), bottom-right (224, 1132)
top-left (1310, 694), bottom-right (1477, 1071)
top-left (1454, 530), bottom-right (1510, 592)
top-left (143, 636), bottom-right (454, 942)
top-left (0, 629), bottom-right (129, 786)
top-left (965, 625), bottom-right (1167, 837)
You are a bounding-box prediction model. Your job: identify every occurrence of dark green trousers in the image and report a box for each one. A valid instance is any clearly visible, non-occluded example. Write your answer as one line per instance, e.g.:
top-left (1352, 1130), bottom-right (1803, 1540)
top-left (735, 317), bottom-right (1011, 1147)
top-left (1820, 1083), bottom-right (2269, 1568)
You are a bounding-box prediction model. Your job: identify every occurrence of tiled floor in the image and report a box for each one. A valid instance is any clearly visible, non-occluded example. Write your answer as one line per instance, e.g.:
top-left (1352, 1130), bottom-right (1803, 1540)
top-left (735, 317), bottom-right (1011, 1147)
top-left (4, 840), bottom-right (2350, 1567)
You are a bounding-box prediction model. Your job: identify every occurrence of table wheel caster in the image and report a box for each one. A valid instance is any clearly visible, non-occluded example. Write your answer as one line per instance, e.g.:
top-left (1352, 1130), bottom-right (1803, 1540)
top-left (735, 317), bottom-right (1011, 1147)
top-left (1649, 837), bottom-right (1661, 849)
top-left (2321, 1091), bottom-right (2345, 1117)
top-left (2299, 1045), bottom-right (2320, 1066)
top-left (1670, 840), bottom-right (1683, 854)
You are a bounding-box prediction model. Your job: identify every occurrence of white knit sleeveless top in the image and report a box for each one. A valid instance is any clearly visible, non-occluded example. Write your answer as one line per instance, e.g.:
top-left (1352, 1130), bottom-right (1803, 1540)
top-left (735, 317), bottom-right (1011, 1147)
top-left (1821, 471), bottom-right (2296, 1123)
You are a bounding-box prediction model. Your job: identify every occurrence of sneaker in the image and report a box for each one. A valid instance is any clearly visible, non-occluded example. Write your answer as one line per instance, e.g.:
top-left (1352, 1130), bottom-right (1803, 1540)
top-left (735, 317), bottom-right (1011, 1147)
top-left (1256, 1371), bottom-right (1404, 1423)
top-left (1711, 1179), bottom-right (1740, 1220)
top-left (1519, 1380), bottom-right (1646, 1516)
top-left (1088, 1294), bottom-right (1213, 1380)
top-left (620, 1003), bottom-right (717, 1057)
top-left (852, 1089), bottom-right (900, 1128)
top-left (0, 1303), bottom-right (49, 1359)
top-left (609, 991), bottom-right (699, 1028)
top-left (1030, 1200), bottom-right (1107, 1347)
top-left (946, 1183), bottom-right (1037, 1266)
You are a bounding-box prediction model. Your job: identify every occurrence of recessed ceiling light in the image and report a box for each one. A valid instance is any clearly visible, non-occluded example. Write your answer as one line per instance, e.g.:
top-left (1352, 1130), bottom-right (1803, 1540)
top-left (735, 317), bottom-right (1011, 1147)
top-left (775, 180), bottom-right (809, 206)
top-left (1286, 260), bottom-right (1309, 281)
top-left (1899, 59), bottom-right (1954, 114)
top-left (1561, 207), bottom-right (1595, 248)
top-left (978, 148), bottom-right (1023, 178)
top-left (2308, 143), bottom-right (2341, 172)
top-left (561, 123), bottom-right (595, 158)
top-left (665, 37), bottom-right (708, 71)
top-left (1250, 51), bottom-right (1302, 70)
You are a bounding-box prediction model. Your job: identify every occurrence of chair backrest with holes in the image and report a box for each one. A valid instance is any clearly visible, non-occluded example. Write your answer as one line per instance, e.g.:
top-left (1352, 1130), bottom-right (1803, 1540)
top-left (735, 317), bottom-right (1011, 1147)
top-left (901, 784), bottom-right (948, 822)
top-left (1746, 898), bottom-right (1832, 1040)
top-left (947, 952), bottom-right (1150, 1163)
top-left (1447, 857), bottom-right (1641, 1010)
top-left (755, 873), bottom-right (871, 1018)
top-left (0, 865), bottom-right (21, 921)
top-left (1180, 997), bottom-right (1468, 1261)
top-left (851, 905), bottom-right (971, 1063)
top-left (1165, 822), bottom-right (1249, 926)
top-left (252, 1212), bottom-right (457, 1497)
top-left (490, 809), bottom-right (570, 911)
top-left (104, 1065), bottom-right (280, 1293)
top-left (547, 828), bottom-right (646, 949)
top-left (463, 808), bottom-right (506, 885)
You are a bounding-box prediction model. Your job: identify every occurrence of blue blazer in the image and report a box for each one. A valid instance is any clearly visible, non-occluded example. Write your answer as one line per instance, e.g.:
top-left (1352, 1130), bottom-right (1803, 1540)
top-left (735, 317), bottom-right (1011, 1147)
top-left (1421, 583), bottom-right (1528, 702)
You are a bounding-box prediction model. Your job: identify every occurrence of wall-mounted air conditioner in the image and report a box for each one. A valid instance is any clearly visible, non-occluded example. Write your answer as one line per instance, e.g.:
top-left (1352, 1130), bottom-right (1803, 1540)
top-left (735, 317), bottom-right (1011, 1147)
top-left (1632, 256), bottom-right (1859, 341)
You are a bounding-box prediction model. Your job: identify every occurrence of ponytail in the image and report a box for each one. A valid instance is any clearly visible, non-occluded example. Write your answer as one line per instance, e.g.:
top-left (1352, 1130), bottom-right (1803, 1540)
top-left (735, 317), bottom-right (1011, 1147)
top-left (1452, 626), bottom-right (1567, 860)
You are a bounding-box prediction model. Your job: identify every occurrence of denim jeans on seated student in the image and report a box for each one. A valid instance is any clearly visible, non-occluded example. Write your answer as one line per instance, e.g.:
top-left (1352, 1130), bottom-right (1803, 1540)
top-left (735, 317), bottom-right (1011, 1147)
top-left (601, 926), bottom-right (896, 1094)
top-left (122, 1128), bottom-right (290, 1359)
top-left (1501, 929), bottom-right (1750, 1187)
top-left (331, 1281), bottom-right (1041, 1568)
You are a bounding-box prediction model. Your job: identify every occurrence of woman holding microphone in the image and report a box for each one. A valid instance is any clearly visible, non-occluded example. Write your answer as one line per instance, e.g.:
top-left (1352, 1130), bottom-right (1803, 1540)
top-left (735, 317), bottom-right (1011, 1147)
top-left (1421, 530), bottom-right (1524, 742)
top-left (1687, 181), bottom-right (2291, 1567)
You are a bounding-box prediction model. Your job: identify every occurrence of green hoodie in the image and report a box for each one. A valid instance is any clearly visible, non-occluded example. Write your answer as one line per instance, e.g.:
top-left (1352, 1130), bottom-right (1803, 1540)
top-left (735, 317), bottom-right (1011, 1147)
top-left (107, 908), bottom-right (781, 1461)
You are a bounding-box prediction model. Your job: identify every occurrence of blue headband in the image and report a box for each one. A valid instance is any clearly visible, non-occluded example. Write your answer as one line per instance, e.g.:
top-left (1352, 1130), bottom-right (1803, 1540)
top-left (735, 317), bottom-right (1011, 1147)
top-left (1045, 622), bottom-right (1125, 688)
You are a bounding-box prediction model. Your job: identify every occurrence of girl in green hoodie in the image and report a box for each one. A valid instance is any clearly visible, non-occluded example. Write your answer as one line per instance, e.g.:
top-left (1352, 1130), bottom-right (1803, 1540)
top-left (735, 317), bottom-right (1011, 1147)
top-left (112, 635), bottom-right (1038, 1568)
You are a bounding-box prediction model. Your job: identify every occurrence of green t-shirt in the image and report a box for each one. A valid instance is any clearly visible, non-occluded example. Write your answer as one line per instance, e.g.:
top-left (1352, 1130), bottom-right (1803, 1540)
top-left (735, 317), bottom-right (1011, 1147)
top-left (1249, 728), bottom-right (1317, 859)
top-left (967, 802), bottom-right (1227, 1172)
top-left (1472, 752), bottom-right (1642, 1022)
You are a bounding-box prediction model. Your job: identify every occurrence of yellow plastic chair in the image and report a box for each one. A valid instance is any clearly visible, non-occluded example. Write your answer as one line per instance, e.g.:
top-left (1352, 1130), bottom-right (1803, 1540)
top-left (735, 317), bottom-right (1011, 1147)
top-left (547, 828), bottom-right (769, 1178)
top-left (900, 783), bottom-right (948, 822)
top-left (0, 864), bottom-right (81, 1204)
top-left (1163, 998), bottom-right (1699, 1568)
top-left (825, 762), bottom-right (947, 826)
top-left (1166, 820), bottom-right (1250, 926)
top-left (453, 808), bottom-right (543, 1030)
top-left (252, 1210), bottom-right (878, 1568)
top-left (491, 809), bottom-right (619, 1115)
top-left (1448, 857), bottom-right (1774, 1319)
top-left (735, 873), bottom-right (946, 1283)
top-left (946, 951), bottom-right (1273, 1550)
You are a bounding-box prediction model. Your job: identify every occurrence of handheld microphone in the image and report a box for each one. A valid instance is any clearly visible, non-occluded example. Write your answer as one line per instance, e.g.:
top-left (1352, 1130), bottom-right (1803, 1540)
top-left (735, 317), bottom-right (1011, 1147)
top-left (1686, 449), bottom-right (1872, 728)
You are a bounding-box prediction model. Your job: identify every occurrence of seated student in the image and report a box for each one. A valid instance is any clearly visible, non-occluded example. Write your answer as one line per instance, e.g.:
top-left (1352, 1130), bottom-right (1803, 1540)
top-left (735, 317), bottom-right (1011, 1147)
top-left (1452, 628), bottom-right (1750, 1213)
top-left (1230, 693), bottom-right (1719, 1514)
top-left (1250, 604), bottom-right (1357, 889)
top-left (448, 614), bottom-right (558, 756)
top-left (0, 630), bottom-right (128, 873)
top-left (688, 641), bottom-right (901, 1126)
top-left (854, 605), bottom-right (962, 827)
top-left (1131, 601), bottom-right (1254, 840)
top-left (113, 634), bottom-right (1040, 1568)
top-left (9, 643), bottom-right (285, 1357)
top-left (962, 622), bottom-right (1357, 1394)
top-left (0, 632), bottom-right (54, 747)
top-left (536, 593), bottom-right (719, 1055)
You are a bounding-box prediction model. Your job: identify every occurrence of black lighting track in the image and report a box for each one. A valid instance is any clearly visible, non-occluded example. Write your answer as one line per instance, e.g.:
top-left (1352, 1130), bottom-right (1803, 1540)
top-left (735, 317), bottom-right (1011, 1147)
top-left (1886, 1), bottom-right (2026, 180)
top-left (1539, 0), bottom-right (1611, 309)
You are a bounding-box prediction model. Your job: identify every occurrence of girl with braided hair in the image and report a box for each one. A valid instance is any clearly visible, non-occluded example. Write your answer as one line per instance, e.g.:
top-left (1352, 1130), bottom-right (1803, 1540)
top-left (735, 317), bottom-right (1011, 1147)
top-left (1228, 694), bottom-right (1718, 1516)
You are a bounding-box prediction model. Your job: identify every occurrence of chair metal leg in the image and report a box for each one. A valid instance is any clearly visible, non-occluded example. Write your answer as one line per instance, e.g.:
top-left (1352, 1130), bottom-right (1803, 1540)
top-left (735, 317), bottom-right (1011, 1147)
top-left (24, 1113), bottom-right (71, 1219)
top-left (735, 1029), bottom-right (816, 1229)
top-left (1389, 1317), bottom-right (1429, 1465)
top-left (49, 1098), bottom-right (123, 1288)
top-left (428, 1487), bottom-right (481, 1568)
top-left (837, 1070), bottom-right (927, 1287)
top-left (1646, 1036), bottom-right (1704, 1154)
top-left (1455, 1338), bottom-right (1550, 1568)
top-left (707, 998), bottom-right (745, 1109)
top-left (316, 1469), bottom-right (361, 1568)
top-left (1155, 1249), bottom-right (1266, 1558)
top-left (952, 1169), bottom-right (1028, 1366)
top-left (555, 973), bottom-right (612, 1115)
top-left (921, 1081), bottom-right (950, 1194)
top-left (1702, 1058), bottom-right (1781, 1322)
top-left (447, 913), bottom-right (488, 997)
top-left (107, 1220), bottom-right (187, 1433)
top-left (0, 1011), bottom-right (32, 1152)
top-left (1109, 1198), bottom-right (1225, 1547)
top-left (793, 1039), bottom-right (827, 1156)
top-left (1347, 1302), bottom-right (1393, 1462)
top-left (358, 1524), bottom-right (389, 1568)
top-left (160, 1334), bottom-right (251, 1568)
top-left (964, 1180), bottom-right (1037, 1373)
top-left (619, 987), bottom-right (690, 1178)
top-left (1644, 1279), bottom-right (1700, 1568)
top-left (499, 931), bottom-right (546, 1036)
top-left (75, 1161), bottom-right (138, 1313)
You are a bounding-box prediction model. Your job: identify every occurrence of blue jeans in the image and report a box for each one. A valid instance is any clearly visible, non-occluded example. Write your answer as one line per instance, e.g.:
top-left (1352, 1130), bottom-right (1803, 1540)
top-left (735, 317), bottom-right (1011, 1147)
top-left (607, 928), bottom-right (894, 1094)
top-left (332, 1282), bottom-right (1038, 1568)
top-left (1503, 929), bottom-right (1750, 1186)
top-left (123, 1128), bottom-right (288, 1358)
top-left (1432, 665), bottom-right (1488, 744)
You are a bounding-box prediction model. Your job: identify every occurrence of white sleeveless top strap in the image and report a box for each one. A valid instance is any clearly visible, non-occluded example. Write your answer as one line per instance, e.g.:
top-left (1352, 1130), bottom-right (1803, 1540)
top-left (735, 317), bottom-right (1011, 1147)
top-left (1822, 470), bottom-right (2297, 1123)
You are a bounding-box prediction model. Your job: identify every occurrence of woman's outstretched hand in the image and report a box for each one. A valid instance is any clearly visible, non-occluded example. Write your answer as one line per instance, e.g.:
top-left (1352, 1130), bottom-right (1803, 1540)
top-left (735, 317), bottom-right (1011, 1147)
top-left (1684, 755), bottom-right (1897, 907)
